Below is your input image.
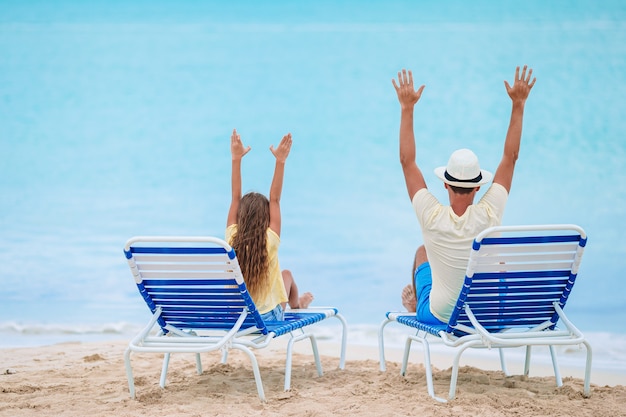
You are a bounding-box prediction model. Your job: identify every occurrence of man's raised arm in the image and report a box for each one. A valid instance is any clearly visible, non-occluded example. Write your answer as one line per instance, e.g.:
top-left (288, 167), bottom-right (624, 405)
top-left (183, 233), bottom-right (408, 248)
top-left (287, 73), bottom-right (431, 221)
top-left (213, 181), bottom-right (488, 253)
top-left (493, 65), bottom-right (536, 193)
top-left (392, 69), bottom-right (428, 200)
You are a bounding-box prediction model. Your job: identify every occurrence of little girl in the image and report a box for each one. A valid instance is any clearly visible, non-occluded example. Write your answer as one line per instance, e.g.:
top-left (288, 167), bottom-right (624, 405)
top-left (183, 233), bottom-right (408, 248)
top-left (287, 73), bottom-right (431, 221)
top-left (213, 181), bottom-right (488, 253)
top-left (226, 129), bottom-right (313, 321)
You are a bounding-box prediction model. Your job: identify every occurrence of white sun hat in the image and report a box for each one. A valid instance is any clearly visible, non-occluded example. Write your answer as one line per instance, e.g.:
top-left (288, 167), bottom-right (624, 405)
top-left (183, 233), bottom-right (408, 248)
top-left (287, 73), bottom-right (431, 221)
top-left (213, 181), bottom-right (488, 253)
top-left (433, 148), bottom-right (493, 188)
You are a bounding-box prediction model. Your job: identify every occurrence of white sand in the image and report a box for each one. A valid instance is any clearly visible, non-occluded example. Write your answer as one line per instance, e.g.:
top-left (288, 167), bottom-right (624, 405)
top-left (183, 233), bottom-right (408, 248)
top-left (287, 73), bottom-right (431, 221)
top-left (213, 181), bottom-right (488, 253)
top-left (1, 335), bottom-right (625, 417)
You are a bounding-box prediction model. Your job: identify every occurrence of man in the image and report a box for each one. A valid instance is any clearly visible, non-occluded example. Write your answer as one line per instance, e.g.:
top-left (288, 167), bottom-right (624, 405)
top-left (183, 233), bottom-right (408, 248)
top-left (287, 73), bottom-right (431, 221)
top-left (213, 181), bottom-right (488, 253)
top-left (393, 66), bottom-right (536, 324)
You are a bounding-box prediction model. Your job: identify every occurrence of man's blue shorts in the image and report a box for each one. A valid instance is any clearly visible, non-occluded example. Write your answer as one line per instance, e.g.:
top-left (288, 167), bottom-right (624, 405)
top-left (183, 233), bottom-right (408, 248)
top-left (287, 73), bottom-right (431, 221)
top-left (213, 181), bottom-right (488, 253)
top-left (415, 262), bottom-right (447, 325)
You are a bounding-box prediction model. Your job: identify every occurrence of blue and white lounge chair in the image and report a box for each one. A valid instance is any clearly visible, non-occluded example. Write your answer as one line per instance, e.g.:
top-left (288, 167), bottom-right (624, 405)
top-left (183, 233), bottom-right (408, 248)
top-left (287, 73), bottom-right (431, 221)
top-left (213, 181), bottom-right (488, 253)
top-left (123, 236), bottom-right (347, 402)
top-left (378, 224), bottom-right (592, 402)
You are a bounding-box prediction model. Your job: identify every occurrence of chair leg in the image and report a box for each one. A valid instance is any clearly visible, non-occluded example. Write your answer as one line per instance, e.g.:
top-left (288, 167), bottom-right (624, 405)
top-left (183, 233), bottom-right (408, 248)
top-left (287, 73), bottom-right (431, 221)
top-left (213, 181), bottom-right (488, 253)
top-left (232, 345), bottom-right (266, 402)
top-left (195, 353), bottom-right (202, 375)
top-left (159, 353), bottom-right (171, 388)
top-left (449, 343), bottom-right (476, 401)
top-left (582, 340), bottom-right (593, 397)
top-left (419, 336), bottom-right (436, 401)
top-left (124, 347), bottom-right (136, 399)
top-left (334, 314), bottom-right (348, 370)
top-left (549, 345), bottom-right (563, 387)
top-left (524, 346), bottom-right (532, 377)
top-left (401, 335), bottom-right (413, 376)
top-left (378, 318), bottom-right (392, 372)
top-left (404, 334), bottom-right (445, 402)
top-left (498, 348), bottom-right (510, 376)
top-left (284, 332), bottom-right (322, 391)
top-left (309, 335), bottom-right (323, 376)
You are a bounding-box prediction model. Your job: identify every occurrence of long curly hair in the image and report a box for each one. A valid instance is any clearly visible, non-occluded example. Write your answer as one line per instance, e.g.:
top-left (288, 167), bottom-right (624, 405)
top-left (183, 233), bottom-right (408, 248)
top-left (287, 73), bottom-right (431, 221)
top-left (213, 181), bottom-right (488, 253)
top-left (230, 192), bottom-right (270, 301)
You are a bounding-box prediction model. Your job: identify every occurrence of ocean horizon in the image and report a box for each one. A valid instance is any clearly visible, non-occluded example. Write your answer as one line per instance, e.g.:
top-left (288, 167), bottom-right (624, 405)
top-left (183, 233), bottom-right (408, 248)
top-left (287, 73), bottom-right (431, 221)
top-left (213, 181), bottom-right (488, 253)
top-left (1, 0), bottom-right (625, 376)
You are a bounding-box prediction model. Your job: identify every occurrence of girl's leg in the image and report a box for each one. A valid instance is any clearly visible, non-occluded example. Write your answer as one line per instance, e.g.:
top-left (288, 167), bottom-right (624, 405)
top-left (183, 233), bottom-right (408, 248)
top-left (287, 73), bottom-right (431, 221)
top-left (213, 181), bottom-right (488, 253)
top-left (282, 269), bottom-right (313, 309)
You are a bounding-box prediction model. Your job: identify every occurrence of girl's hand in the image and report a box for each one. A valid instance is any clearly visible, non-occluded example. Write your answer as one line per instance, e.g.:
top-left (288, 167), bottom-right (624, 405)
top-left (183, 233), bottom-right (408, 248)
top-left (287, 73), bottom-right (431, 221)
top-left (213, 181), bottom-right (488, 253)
top-left (270, 133), bottom-right (292, 163)
top-left (231, 128), bottom-right (251, 161)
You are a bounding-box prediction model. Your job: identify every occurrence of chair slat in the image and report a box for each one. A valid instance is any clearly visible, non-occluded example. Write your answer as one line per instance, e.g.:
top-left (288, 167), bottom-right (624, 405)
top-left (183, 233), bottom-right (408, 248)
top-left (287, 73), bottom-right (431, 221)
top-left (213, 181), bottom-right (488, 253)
top-left (469, 278), bottom-right (569, 288)
top-left (472, 261), bottom-right (575, 272)
top-left (146, 286), bottom-right (240, 294)
top-left (139, 271), bottom-right (240, 279)
top-left (477, 241), bottom-right (579, 255)
top-left (132, 254), bottom-right (232, 263)
top-left (137, 263), bottom-right (236, 272)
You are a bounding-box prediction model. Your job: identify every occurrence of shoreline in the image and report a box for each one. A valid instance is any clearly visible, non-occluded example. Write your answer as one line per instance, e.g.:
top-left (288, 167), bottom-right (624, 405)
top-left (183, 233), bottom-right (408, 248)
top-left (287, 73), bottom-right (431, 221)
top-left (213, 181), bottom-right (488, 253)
top-left (2, 338), bottom-right (625, 417)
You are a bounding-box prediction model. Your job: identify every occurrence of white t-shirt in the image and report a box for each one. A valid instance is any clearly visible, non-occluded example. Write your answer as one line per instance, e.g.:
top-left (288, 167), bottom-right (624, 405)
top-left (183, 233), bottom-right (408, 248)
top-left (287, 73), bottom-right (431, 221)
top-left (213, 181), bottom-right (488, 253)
top-left (412, 183), bottom-right (508, 322)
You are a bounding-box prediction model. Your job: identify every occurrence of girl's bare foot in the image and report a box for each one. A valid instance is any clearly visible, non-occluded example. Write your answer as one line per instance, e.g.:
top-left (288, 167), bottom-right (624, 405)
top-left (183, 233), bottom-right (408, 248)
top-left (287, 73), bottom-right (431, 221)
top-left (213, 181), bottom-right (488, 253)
top-left (298, 292), bottom-right (314, 309)
top-left (401, 284), bottom-right (416, 312)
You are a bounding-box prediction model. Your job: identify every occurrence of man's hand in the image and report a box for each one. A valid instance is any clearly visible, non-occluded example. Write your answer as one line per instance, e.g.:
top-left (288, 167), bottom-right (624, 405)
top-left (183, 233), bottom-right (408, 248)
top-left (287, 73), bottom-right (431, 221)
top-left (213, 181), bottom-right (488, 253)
top-left (504, 65), bottom-right (536, 104)
top-left (392, 69), bottom-right (425, 110)
top-left (230, 128), bottom-right (251, 161)
top-left (270, 133), bottom-right (292, 163)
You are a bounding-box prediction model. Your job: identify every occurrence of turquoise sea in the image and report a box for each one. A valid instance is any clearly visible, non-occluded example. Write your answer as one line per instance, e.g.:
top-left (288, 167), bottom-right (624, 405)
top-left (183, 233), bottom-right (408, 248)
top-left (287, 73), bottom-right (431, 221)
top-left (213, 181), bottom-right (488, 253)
top-left (1, 0), bottom-right (625, 374)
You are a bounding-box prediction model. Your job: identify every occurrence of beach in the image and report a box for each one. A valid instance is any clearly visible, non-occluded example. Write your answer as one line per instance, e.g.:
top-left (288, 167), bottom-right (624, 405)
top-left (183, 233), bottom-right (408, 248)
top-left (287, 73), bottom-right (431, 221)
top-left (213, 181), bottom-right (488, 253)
top-left (2, 336), bottom-right (625, 417)
top-left (2, 2), bottom-right (626, 416)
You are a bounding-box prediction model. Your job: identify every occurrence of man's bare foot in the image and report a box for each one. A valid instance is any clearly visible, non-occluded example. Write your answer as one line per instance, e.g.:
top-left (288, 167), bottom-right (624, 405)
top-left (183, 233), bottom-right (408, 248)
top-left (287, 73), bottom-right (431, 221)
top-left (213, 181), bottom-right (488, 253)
top-left (298, 292), bottom-right (314, 309)
top-left (401, 284), bottom-right (416, 312)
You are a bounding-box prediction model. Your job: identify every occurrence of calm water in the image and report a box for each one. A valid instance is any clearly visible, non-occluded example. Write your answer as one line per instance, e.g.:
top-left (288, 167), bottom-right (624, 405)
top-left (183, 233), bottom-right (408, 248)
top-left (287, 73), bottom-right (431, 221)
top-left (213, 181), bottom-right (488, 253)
top-left (1, 1), bottom-right (625, 370)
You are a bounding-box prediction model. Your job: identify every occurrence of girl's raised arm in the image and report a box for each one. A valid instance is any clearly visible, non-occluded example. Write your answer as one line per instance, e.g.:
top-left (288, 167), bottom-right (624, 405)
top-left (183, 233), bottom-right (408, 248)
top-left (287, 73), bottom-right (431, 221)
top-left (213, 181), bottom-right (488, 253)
top-left (268, 133), bottom-right (292, 236)
top-left (227, 129), bottom-right (251, 227)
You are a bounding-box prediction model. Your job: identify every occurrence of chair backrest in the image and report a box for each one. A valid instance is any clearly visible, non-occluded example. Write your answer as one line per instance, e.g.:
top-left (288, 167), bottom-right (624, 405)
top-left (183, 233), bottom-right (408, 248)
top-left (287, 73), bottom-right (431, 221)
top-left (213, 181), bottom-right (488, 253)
top-left (123, 236), bottom-right (268, 334)
top-left (446, 224), bottom-right (587, 335)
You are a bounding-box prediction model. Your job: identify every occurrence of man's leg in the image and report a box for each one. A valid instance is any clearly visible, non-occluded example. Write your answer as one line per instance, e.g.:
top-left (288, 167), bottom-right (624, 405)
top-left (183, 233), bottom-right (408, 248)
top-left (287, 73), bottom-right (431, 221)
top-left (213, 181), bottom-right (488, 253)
top-left (401, 285), bottom-right (416, 312)
top-left (402, 246), bottom-right (428, 312)
top-left (414, 253), bottom-right (446, 325)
